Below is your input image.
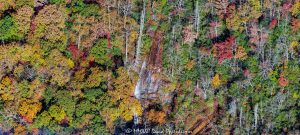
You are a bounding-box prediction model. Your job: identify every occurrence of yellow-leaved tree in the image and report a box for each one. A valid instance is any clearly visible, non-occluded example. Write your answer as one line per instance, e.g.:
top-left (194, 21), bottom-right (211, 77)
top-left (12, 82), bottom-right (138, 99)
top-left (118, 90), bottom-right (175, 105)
top-left (212, 74), bottom-right (221, 88)
top-left (235, 46), bottom-right (247, 60)
top-left (291, 1), bottom-right (300, 16)
top-left (18, 99), bottom-right (42, 123)
top-left (102, 67), bottom-right (142, 130)
top-left (46, 49), bottom-right (74, 86)
top-left (29, 5), bottom-right (67, 51)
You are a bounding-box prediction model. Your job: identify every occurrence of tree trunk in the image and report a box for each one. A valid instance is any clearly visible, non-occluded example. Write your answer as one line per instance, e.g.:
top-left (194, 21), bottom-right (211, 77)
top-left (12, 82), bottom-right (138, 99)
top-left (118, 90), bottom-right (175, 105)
top-left (77, 32), bottom-right (82, 49)
top-left (194, 0), bottom-right (200, 33)
top-left (254, 104), bottom-right (258, 130)
top-left (125, 30), bottom-right (129, 66)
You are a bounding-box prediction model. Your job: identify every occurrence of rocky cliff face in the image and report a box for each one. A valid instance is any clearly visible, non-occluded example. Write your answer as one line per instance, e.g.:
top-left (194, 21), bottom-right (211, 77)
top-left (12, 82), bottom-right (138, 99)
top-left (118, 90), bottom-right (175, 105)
top-left (134, 29), bottom-right (165, 101)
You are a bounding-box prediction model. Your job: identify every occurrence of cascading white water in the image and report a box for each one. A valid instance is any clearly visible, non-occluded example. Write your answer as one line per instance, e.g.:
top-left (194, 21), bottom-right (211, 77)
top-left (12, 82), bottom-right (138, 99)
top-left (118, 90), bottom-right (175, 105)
top-left (133, 61), bottom-right (147, 127)
top-left (134, 61), bottom-right (147, 99)
top-left (134, 80), bottom-right (141, 100)
top-left (133, 111), bottom-right (139, 125)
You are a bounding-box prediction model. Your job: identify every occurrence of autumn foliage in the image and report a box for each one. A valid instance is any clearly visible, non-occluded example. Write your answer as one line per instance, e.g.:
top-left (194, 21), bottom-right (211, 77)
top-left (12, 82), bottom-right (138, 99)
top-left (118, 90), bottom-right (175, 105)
top-left (278, 74), bottom-right (289, 87)
top-left (212, 74), bottom-right (221, 88)
top-left (291, 18), bottom-right (300, 32)
top-left (67, 43), bottom-right (84, 60)
top-left (269, 19), bottom-right (277, 29)
top-left (147, 109), bottom-right (166, 125)
top-left (214, 36), bottom-right (234, 64)
top-left (0, 0), bottom-right (300, 134)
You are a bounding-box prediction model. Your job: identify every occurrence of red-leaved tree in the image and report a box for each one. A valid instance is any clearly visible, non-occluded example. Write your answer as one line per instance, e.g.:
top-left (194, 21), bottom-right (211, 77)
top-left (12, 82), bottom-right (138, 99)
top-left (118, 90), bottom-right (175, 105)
top-left (214, 36), bottom-right (234, 64)
top-left (67, 43), bottom-right (84, 61)
top-left (291, 18), bottom-right (300, 32)
top-left (269, 19), bottom-right (277, 29)
top-left (279, 74), bottom-right (289, 87)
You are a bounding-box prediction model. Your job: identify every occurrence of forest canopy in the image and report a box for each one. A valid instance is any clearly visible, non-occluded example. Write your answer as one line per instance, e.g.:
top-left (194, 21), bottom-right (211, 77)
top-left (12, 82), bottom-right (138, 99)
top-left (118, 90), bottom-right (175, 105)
top-left (0, 0), bottom-right (300, 134)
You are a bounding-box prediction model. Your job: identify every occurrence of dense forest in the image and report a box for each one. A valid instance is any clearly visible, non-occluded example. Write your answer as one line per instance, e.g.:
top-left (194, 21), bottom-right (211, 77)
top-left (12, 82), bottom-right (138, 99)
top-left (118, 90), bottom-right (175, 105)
top-left (0, 0), bottom-right (300, 134)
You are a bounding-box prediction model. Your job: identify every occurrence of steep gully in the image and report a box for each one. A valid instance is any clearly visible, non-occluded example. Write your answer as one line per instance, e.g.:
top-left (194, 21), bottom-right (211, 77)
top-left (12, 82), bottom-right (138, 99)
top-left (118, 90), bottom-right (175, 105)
top-left (133, 29), bottom-right (166, 126)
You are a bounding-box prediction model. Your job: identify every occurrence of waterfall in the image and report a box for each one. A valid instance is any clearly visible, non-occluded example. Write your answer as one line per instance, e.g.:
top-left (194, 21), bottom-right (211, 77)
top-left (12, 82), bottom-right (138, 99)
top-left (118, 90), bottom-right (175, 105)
top-left (132, 27), bottom-right (164, 129)
top-left (134, 61), bottom-right (147, 99)
top-left (134, 79), bottom-right (141, 99)
top-left (133, 111), bottom-right (139, 125)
